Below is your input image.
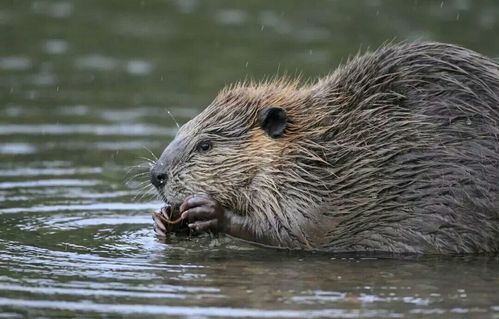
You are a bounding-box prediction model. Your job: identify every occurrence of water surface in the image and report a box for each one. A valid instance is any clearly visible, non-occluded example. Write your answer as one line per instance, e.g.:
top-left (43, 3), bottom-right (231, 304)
top-left (1, 1), bottom-right (499, 318)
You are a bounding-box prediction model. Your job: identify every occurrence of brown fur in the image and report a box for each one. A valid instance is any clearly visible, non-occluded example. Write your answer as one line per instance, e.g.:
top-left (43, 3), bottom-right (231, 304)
top-left (154, 42), bottom-right (499, 253)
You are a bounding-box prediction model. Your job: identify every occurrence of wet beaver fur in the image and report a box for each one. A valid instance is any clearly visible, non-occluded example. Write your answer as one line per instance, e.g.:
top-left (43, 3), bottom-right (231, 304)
top-left (151, 42), bottom-right (499, 254)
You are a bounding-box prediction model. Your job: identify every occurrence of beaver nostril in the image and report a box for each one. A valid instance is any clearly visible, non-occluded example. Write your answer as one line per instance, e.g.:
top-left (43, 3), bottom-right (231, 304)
top-left (157, 173), bottom-right (167, 184)
top-left (150, 169), bottom-right (168, 188)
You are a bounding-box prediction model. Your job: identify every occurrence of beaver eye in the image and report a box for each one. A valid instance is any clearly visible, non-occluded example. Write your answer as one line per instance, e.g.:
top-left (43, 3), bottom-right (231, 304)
top-left (196, 140), bottom-right (212, 152)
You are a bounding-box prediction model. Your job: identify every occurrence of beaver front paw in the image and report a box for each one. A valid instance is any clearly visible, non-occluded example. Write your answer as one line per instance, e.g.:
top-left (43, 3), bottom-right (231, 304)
top-left (179, 194), bottom-right (226, 233)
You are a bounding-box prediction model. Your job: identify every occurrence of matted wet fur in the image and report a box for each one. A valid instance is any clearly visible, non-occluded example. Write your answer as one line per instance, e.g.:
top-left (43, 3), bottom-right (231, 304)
top-left (151, 42), bottom-right (499, 254)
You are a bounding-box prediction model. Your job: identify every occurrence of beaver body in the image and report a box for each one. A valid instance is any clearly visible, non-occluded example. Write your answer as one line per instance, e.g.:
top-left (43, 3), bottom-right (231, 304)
top-left (151, 42), bottom-right (499, 254)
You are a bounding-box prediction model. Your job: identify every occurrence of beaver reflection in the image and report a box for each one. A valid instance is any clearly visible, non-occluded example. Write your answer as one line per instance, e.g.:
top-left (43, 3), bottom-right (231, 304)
top-left (151, 42), bottom-right (499, 254)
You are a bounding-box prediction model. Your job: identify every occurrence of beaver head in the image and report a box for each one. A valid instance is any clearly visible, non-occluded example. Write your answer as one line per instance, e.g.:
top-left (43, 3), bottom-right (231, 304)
top-left (150, 80), bottom-right (328, 223)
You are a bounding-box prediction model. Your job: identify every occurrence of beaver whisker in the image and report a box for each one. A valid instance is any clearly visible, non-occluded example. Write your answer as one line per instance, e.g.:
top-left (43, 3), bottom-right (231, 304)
top-left (124, 171), bottom-right (150, 185)
top-left (137, 156), bottom-right (156, 166)
top-left (135, 187), bottom-right (156, 202)
top-left (164, 109), bottom-right (181, 130)
top-left (142, 147), bottom-right (159, 162)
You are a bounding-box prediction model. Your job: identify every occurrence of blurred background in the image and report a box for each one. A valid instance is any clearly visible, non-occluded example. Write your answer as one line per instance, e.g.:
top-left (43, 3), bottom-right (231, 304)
top-left (1, 1), bottom-right (498, 318)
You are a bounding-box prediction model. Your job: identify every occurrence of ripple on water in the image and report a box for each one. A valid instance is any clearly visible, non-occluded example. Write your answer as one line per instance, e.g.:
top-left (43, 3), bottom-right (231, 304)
top-left (75, 55), bottom-right (154, 76)
top-left (0, 202), bottom-right (158, 214)
top-left (0, 56), bottom-right (32, 71)
top-left (31, 71), bottom-right (57, 86)
top-left (126, 60), bottom-right (153, 76)
top-left (0, 299), bottom-right (405, 318)
top-left (75, 54), bottom-right (117, 71)
top-left (0, 143), bottom-right (37, 155)
top-left (31, 1), bottom-right (73, 18)
top-left (0, 179), bottom-right (100, 190)
top-left (0, 167), bottom-right (102, 177)
top-left (214, 9), bottom-right (248, 26)
top-left (43, 39), bottom-right (68, 55)
top-left (99, 106), bottom-right (199, 122)
top-left (0, 239), bottom-right (181, 275)
top-left (0, 124), bottom-right (176, 136)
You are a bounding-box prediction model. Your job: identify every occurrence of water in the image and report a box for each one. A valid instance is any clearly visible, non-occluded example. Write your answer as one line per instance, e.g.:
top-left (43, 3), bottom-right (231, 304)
top-left (1, 0), bottom-right (499, 318)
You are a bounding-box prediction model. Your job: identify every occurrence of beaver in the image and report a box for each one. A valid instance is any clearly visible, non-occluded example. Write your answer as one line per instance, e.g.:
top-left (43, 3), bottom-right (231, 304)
top-left (150, 42), bottom-right (499, 254)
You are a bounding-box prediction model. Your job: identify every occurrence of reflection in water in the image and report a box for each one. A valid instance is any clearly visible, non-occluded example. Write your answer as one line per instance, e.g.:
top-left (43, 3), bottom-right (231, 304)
top-left (1, 0), bottom-right (499, 317)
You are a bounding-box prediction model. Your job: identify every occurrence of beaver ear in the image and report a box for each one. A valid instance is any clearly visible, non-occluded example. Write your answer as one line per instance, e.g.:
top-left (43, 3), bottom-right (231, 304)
top-left (259, 107), bottom-right (287, 138)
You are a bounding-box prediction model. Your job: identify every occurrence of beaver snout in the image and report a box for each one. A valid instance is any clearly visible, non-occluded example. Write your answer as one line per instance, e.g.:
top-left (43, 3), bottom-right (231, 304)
top-left (151, 138), bottom-right (185, 189)
top-left (150, 164), bottom-right (167, 189)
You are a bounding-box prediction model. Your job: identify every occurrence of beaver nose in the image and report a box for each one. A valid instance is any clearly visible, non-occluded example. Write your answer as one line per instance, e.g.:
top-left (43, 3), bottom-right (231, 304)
top-left (150, 166), bottom-right (168, 189)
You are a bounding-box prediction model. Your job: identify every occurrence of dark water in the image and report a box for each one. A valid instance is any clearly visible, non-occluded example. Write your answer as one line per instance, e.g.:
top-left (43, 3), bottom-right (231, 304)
top-left (1, 1), bottom-right (499, 318)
